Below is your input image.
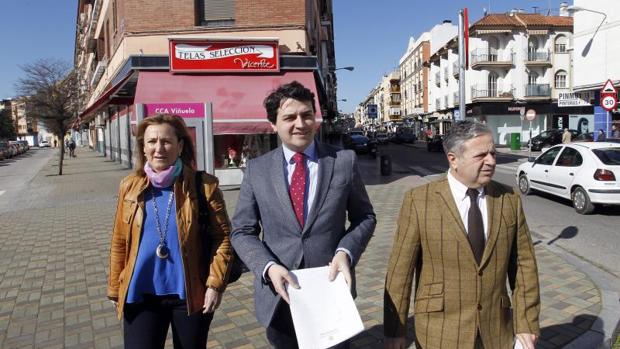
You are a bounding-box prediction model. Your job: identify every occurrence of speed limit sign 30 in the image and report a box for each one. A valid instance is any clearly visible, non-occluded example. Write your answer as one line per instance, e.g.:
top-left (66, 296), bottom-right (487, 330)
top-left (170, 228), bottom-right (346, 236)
top-left (601, 95), bottom-right (617, 111)
top-left (600, 79), bottom-right (618, 111)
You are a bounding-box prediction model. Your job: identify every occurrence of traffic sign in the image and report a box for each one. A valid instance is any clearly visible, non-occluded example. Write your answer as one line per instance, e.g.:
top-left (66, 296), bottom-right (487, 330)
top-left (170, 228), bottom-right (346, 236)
top-left (525, 109), bottom-right (536, 121)
top-left (601, 79), bottom-right (617, 94)
top-left (600, 79), bottom-right (618, 111)
top-left (601, 95), bottom-right (617, 111)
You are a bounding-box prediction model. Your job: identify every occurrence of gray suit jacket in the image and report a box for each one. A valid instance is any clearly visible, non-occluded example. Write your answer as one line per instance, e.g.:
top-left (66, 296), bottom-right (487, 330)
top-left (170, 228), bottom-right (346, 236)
top-left (231, 142), bottom-right (376, 326)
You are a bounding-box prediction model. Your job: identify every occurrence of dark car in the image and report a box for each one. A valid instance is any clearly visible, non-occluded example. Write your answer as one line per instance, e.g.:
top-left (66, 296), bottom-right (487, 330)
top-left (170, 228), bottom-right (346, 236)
top-left (393, 132), bottom-right (417, 144)
top-left (344, 134), bottom-right (376, 154)
top-left (529, 129), bottom-right (580, 151)
top-left (427, 135), bottom-right (444, 152)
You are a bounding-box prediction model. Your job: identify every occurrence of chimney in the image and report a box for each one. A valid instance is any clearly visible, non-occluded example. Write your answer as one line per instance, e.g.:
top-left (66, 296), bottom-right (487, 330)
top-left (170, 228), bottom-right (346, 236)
top-left (559, 2), bottom-right (569, 17)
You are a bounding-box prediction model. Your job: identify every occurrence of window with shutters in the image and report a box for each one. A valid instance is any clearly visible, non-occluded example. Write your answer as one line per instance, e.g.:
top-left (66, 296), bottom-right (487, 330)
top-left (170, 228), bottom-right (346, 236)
top-left (198, 0), bottom-right (235, 27)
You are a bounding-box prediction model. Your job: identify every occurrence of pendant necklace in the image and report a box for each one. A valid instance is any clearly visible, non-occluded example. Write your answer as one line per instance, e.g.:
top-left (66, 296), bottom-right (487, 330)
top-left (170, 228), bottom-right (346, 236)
top-left (151, 186), bottom-right (175, 259)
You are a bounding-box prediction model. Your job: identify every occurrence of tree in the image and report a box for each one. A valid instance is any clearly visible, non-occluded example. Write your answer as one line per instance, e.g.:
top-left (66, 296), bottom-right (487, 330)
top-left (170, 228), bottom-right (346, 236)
top-left (0, 108), bottom-right (16, 140)
top-left (15, 59), bottom-right (79, 175)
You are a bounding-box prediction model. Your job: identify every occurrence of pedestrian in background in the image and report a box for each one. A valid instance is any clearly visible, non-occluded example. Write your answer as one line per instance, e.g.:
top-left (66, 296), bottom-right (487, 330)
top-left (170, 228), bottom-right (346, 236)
top-left (68, 139), bottom-right (76, 157)
top-left (384, 121), bottom-right (540, 349)
top-left (562, 128), bottom-right (572, 143)
top-left (107, 114), bottom-right (234, 349)
top-left (231, 81), bottom-right (376, 348)
top-left (597, 129), bottom-right (607, 142)
top-left (612, 124), bottom-right (620, 138)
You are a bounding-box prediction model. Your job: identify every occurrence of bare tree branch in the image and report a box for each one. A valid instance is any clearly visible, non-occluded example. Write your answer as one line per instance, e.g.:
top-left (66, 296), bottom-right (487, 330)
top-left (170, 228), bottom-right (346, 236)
top-left (15, 58), bottom-right (80, 175)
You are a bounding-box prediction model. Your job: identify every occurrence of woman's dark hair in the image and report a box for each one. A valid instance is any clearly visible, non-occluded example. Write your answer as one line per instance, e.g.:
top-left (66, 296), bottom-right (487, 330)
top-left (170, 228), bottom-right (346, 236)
top-left (135, 114), bottom-right (196, 176)
top-left (263, 81), bottom-right (316, 124)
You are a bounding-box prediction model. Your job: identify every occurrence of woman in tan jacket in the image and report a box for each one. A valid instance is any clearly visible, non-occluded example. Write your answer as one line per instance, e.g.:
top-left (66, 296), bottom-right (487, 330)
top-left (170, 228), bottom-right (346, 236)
top-left (107, 114), bottom-right (233, 349)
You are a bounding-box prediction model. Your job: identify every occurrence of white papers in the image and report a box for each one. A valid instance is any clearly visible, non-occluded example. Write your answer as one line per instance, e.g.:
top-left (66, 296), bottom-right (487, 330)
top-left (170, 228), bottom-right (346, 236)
top-left (514, 338), bottom-right (524, 349)
top-left (287, 266), bottom-right (364, 349)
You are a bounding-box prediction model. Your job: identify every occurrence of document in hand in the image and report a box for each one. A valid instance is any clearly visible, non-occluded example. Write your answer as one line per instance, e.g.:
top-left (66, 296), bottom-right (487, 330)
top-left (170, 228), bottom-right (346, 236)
top-left (287, 266), bottom-right (364, 349)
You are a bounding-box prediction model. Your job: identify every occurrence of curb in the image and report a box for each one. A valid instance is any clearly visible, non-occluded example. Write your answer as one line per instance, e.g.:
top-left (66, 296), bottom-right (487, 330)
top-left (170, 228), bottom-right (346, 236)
top-left (532, 231), bottom-right (620, 349)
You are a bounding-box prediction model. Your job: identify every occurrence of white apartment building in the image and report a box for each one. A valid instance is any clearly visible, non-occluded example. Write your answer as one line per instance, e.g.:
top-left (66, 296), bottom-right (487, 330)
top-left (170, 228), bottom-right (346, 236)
top-left (428, 9), bottom-right (591, 145)
top-left (572, 0), bottom-right (620, 132)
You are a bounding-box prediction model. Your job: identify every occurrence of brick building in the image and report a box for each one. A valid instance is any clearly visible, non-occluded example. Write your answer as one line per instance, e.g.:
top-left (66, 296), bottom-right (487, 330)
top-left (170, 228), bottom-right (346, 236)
top-left (75, 0), bottom-right (337, 184)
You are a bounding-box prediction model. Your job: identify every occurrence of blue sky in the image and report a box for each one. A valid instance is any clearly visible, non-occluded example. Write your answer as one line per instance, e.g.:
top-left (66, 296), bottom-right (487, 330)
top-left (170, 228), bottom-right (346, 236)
top-left (0, 0), bottom-right (565, 112)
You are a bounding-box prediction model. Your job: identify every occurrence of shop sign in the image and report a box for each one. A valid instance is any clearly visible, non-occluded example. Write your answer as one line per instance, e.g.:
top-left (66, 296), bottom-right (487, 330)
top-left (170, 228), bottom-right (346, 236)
top-left (169, 39), bottom-right (280, 73)
top-left (144, 103), bottom-right (204, 118)
top-left (558, 91), bottom-right (593, 107)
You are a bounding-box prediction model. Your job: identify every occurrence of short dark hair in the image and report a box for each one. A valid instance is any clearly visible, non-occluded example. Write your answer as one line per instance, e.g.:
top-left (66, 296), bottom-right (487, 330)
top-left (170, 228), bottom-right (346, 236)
top-left (263, 81), bottom-right (316, 124)
top-left (442, 120), bottom-right (492, 155)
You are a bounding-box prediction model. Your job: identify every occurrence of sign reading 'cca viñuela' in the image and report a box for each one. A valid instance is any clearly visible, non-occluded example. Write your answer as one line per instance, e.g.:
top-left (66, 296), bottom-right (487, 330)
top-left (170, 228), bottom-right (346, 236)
top-left (169, 40), bottom-right (280, 73)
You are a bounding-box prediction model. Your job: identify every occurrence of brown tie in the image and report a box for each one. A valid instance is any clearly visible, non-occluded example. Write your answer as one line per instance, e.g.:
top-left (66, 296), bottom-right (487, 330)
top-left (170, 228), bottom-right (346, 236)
top-left (466, 188), bottom-right (485, 264)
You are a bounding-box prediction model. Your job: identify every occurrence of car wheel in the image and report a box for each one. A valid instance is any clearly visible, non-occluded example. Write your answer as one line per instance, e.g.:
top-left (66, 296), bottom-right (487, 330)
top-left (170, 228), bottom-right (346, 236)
top-left (572, 187), bottom-right (595, 214)
top-left (518, 174), bottom-right (531, 195)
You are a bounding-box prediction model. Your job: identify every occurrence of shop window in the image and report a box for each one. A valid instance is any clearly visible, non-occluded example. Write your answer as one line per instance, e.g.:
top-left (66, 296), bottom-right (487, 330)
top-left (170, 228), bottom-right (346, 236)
top-left (213, 134), bottom-right (273, 169)
top-left (198, 0), bottom-right (235, 27)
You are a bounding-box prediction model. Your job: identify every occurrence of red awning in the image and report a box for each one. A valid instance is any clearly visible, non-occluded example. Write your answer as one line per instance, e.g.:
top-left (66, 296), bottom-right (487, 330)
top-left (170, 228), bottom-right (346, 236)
top-left (133, 71), bottom-right (322, 135)
top-left (79, 73), bottom-right (134, 121)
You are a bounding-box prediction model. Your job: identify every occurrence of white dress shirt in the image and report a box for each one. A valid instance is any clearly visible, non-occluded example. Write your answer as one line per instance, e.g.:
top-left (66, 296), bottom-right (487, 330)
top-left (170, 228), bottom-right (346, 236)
top-left (447, 170), bottom-right (489, 239)
top-left (282, 141), bottom-right (318, 220)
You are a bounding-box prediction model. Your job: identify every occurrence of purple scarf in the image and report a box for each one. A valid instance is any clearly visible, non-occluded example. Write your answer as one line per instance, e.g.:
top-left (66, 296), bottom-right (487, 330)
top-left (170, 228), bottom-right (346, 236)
top-left (144, 158), bottom-right (183, 188)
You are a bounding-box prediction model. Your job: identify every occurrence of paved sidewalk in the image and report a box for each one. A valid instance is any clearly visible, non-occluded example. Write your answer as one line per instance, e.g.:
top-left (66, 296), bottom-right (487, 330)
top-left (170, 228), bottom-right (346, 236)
top-left (0, 148), bottom-right (610, 348)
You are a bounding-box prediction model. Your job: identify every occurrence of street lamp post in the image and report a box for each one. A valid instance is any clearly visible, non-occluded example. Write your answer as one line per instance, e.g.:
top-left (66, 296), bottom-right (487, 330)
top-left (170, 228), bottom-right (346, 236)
top-left (333, 66), bottom-right (355, 72)
top-left (567, 5), bottom-right (610, 137)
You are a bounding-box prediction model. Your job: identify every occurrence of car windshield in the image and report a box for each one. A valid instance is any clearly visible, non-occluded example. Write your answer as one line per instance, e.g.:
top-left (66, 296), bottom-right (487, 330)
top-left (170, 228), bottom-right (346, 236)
top-left (592, 147), bottom-right (620, 165)
top-left (538, 131), bottom-right (553, 137)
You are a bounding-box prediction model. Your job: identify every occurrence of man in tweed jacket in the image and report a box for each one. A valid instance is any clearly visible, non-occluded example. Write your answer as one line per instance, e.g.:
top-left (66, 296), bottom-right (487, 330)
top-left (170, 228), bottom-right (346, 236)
top-left (384, 121), bottom-right (540, 349)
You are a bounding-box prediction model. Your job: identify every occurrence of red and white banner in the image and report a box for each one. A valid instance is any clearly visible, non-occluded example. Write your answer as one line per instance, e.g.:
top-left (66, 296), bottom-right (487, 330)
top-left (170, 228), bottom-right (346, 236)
top-left (464, 8), bottom-right (469, 69)
top-left (169, 40), bottom-right (280, 73)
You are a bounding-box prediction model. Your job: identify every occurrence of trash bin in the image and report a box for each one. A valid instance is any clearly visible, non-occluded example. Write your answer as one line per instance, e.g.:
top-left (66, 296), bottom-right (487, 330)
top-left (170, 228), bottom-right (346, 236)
top-left (380, 155), bottom-right (392, 176)
top-left (510, 133), bottom-right (521, 150)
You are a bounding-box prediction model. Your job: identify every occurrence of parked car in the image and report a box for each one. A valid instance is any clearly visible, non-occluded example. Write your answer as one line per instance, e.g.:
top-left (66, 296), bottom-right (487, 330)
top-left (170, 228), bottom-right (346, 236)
top-left (344, 134), bottom-right (376, 154)
top-left (516, 142), bottom-right (620, 214)
top-left (0, 141), bottom-right (10, 159)
top-left (348, 130), bottom-right (365, 137)
top-left (375, 132), bottom-right (390, 144)
top-left (9, 141), bottom-right (26, 155)
top-left (393, 132), bottom-right (417, 144)
top-left (39, 140), bottom-right (51, 148)
top-left (529, 129), bottom-right (580, 151)
top-left (427, 135), bottom-right (444, 152)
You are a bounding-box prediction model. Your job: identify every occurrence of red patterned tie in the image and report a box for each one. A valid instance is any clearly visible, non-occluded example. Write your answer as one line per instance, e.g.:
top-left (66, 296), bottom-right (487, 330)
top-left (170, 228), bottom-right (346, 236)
top-left (290, 152), bottom-right (307, 227)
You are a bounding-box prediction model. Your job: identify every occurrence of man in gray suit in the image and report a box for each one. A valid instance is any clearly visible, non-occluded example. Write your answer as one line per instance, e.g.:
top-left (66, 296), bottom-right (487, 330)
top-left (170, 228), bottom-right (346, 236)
top-left (231, 81), bottom-right (376, 348)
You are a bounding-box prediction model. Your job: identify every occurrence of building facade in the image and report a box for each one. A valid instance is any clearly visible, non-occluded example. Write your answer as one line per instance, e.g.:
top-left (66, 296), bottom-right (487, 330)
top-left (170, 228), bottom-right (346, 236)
top-left (8, 98), bottom-right (39, 146)
top-left (379, 71), bottom-right (401, 124)
top-left (399, 34), bottom-right (430, 135)
top-left (427, 10), bottom-right (591, 145)
top-left (75, 0), bottom-right (337, 184)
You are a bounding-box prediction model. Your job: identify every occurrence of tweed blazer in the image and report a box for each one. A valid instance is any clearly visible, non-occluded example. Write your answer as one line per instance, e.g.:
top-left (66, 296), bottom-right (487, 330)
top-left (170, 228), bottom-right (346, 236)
top-left (230, 142), bottom-right (376, 327)
top-left (384, 177), bottom-right (540, 349)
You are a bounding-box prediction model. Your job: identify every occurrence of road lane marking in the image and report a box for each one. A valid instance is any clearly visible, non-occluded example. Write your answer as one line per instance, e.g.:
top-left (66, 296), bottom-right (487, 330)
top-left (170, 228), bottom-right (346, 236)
top-left (0, 190), bottom-right (5, 197)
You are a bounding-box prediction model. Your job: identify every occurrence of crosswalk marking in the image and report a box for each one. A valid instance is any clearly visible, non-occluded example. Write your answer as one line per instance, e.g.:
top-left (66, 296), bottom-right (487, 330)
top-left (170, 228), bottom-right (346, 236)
top-left (409, 165), bottom-right (447, 176)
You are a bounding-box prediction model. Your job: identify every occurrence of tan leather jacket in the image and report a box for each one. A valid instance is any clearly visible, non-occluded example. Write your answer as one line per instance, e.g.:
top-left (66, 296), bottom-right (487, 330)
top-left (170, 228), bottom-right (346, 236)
top-left (107, 166), bottom-right (233, 318)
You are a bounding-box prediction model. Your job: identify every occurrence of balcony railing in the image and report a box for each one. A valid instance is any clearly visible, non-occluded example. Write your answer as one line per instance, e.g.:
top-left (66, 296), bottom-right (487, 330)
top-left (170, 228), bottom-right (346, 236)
top-left (435, 72), bottom-right (441, 86)
top-left (525, 83), bottom-right (551, 97)
top-left (453, 62), bottom-right (459, 77)
top-left (453, 92), bottom-right (460, 105)
top-left (471, 84), bottom-right (514, 99)
top-left (443, 68), bottom-right (449, 82)
top-left (525, 50), bottom-right (551, 63)
top-left (470, 49), bottom-right (514, 67)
